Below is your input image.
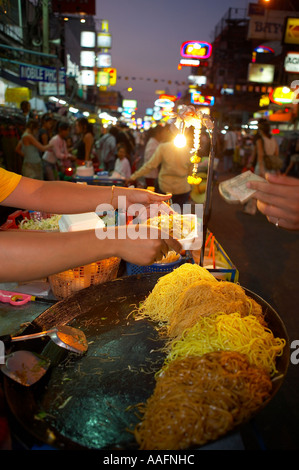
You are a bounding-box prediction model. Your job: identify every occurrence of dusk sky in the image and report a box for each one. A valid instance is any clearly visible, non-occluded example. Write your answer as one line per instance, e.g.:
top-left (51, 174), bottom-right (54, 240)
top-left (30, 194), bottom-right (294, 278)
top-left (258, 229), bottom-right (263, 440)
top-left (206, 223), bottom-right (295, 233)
top-left (95, 0), bottom-right (251, 117)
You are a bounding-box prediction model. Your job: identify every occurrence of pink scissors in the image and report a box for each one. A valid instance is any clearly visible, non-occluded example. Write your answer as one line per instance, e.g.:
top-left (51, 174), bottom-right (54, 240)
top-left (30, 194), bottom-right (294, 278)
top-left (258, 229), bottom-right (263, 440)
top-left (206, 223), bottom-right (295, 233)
top-left (0, 290), bottom-right (56, 306)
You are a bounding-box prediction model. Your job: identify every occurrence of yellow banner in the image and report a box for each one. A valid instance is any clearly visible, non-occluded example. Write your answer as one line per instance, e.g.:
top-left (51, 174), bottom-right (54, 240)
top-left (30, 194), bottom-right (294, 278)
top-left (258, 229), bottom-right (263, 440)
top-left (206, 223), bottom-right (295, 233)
top-left (5, 87), bottom-right (30, 103)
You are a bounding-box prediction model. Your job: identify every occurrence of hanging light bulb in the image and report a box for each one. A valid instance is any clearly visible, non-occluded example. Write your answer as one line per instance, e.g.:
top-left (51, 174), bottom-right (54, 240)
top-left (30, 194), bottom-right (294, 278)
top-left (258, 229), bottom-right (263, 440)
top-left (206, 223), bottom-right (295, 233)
top-left (174, 121), bottom-right (186, 148)
top-left (174, 133), bottom-right (187, 148)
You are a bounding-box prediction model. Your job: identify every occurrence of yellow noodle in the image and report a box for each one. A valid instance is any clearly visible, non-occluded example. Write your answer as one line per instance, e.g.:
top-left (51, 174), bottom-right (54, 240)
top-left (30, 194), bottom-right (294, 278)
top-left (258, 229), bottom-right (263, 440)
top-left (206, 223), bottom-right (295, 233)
top-left (136, 263), bottom-right (217, 325)
top-left (164, 312), bottom-right (286, 376)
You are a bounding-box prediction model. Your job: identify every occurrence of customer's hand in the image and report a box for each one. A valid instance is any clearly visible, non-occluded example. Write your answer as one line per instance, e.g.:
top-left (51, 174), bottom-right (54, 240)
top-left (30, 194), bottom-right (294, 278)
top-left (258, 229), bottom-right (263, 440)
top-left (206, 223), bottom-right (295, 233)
top-left (247, 173), bottom-right (299, 230)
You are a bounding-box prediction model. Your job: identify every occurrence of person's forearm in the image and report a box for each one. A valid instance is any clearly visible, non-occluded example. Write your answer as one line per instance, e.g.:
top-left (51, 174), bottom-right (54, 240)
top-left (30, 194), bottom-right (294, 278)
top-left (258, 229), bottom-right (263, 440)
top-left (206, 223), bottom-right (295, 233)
top-left (131, 152), bottom-right (161, 181)
top-left (3, 177), bottom-right (116, 214)
top-left (0, 230), bottom-right (117, 282)
top-left (0, 225), bottom-right (182, 282)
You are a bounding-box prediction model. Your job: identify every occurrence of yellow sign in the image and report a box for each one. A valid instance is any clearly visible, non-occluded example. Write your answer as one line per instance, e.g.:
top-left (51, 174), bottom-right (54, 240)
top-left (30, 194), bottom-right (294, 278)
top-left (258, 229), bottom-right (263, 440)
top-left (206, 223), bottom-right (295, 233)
top-left (270, 86), bottom-right (294, 104)
top-left (284, 17), bottom-right (299, 45)
top-left (103, 68), bottom-right (117, 86)
top-left (5, 87), bottom-right (30, 103)
top-left (259, 94), bottom-right (270, 107)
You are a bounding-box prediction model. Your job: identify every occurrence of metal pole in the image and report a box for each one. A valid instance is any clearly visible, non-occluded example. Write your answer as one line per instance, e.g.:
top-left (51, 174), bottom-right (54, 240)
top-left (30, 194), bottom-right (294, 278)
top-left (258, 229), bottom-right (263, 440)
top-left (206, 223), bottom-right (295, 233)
top-left (199, 124), bottom-right (216, 267)
top-left (42, 0), bottom-right (49, 55)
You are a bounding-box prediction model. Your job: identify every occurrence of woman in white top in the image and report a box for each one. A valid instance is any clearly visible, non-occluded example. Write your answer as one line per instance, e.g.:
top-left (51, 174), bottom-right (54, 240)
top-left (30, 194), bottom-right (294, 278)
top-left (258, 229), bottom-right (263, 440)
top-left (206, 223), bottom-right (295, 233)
top-left (255, 119), bottom-right (279, 177)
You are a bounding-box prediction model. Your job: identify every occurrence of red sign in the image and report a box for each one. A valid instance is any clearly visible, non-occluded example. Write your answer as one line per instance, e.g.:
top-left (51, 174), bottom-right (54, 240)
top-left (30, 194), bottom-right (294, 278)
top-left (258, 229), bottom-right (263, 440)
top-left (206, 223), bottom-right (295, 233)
top-left (52, 0), bottom-right (96, 15)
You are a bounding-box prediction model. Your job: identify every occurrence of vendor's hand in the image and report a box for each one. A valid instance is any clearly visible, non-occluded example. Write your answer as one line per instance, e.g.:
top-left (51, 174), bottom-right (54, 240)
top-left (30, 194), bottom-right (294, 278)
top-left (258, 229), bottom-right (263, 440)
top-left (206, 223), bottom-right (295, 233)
top-left (112, 186), bottom-right (174, 216)
top-left (247, 173), bottom-right (299, 230)
top-left (110, 225), bottom-right (182, 265)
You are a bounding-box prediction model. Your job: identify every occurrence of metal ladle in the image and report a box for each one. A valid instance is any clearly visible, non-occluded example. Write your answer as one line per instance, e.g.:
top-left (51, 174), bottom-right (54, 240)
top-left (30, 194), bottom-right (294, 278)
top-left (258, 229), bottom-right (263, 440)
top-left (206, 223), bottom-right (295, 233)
top-left (1, 350), bottom-right (51, 386)
top-left (0, 325), bottom-right (88, 355)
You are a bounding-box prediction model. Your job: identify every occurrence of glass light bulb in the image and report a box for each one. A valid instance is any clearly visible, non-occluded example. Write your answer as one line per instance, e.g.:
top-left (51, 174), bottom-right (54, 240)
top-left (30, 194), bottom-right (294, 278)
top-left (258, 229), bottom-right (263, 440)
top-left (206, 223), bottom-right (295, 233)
top-left (174, 133), bottom-right (187, 148)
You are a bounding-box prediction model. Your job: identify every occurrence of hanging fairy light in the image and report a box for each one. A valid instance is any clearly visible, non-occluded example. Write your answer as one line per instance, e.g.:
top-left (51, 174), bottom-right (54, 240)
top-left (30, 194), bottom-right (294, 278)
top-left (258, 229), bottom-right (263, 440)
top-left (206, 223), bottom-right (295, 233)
top-left (173, 121), bottom-right (186, 148)
top-left (171, 105), bottom-right (214, 185)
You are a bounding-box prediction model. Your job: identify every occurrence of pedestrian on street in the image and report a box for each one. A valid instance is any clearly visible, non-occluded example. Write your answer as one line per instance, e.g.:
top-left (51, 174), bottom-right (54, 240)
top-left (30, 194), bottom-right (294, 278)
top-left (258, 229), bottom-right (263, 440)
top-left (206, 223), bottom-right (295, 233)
top-left (222, 125), bottom-right (237, 173)
top-left (15, 119), bottom-right (51, 180)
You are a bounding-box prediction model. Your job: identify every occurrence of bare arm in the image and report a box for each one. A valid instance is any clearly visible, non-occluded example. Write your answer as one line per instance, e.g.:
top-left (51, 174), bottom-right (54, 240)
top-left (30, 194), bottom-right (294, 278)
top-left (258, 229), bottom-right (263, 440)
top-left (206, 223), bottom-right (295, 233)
top-left (0, 226), bottom-right (181, 282)
top-left (15, 140), bottom-right (24, 157)
top-left (84, 133), bottom-right (94, 161)
top-left (256, 139), bottom-right (266, 177)
top-left (130, 146), bottom-right (163, 181)
top-left (1, 177), bottom-right (173, 214)
top-left (24, 134), bottom-right (51, 153)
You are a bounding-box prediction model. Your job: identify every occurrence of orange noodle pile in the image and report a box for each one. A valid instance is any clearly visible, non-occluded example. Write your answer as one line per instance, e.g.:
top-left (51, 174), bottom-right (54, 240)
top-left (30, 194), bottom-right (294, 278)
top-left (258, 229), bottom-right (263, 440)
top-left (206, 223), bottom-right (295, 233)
top-left (134, 351), bottom-right (272, 450)
top-left (167, 279), bottom-right (265, 340)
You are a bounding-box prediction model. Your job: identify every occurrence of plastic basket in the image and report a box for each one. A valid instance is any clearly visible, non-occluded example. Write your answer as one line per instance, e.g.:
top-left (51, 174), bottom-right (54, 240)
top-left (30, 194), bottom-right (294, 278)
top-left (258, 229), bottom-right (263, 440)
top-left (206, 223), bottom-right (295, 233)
top-left (126, 256), bottom-right (183, 276)
top-left (49, 257), bottom-right (121, 300)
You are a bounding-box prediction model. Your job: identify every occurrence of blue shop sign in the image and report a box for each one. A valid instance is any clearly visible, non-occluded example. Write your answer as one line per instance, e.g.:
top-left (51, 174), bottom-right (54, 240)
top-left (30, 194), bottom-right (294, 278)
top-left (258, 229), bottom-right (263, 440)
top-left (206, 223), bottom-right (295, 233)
top-left (19, 65), bottom-right (66, 83)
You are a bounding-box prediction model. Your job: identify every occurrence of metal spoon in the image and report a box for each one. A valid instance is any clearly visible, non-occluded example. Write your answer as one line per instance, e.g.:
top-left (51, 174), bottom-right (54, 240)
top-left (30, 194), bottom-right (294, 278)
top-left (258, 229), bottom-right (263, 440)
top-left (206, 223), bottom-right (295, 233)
top-left (1, 350), bottom-right (51, 386)
top-left (0, 326), bottom-right (88, 355)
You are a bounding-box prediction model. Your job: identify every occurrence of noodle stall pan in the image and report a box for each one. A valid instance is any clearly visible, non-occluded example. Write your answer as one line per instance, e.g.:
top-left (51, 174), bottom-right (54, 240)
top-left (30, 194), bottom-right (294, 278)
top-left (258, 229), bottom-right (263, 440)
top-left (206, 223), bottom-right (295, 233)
top-left (2, 273), bottom-right (289, 451)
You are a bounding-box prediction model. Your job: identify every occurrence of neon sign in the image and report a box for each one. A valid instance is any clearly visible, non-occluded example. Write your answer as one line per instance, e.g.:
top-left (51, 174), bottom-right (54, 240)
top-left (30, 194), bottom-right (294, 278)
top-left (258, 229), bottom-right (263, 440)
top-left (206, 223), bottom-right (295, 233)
top-left (191, 91), bottom-right (214, 106)
top-left (254, 45), bottom-right (274, 54)
top-left (269, 86), bottom-right (294, 104)
top-left (180, 41), bottom-right (212, 59)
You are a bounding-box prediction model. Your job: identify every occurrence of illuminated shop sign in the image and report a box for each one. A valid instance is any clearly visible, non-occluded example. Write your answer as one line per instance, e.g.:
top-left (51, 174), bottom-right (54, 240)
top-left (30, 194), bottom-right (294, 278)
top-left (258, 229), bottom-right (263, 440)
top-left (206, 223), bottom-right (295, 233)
top-left (80, 70), bottom-right (95, 86)
top-left (122, 99), bottom-right (137, 109)
top-left (248, 63), bottom-right (275, 83)
top-left (284, 52), bottom-right (299, 73)
top-left (102, 68), bottom-right (117, 86)
top-left (97, 33), bottom-right (112, 48)
top-left (154, 98), bottom-right (175, 108)
top-left (97, 71), bottom-right (110, 87)
top-left (19, 65), bottom-right (66, 83)
top-left (97, 53), bottom-right (112, 67)
top-left (179, 59), bottom-right (200, 66)
top-left (254, 45), bottom-right (274, 53)
top-left (159, 94), bottom-right (177, 102)
top-left (180, 41), bottom-right (212, 59)
top-left (269, 86), bottom-right (294, 104)
top-left (80, 31), bottom-right (95, 48)
top-left (188, 75), bottom-right (207, 86)
top-left (283, 17), bottom-right (299, 46)
top-left (190, 91), bottom-right (214, 106)
top-left (80, 51), bottom-right (95, 67)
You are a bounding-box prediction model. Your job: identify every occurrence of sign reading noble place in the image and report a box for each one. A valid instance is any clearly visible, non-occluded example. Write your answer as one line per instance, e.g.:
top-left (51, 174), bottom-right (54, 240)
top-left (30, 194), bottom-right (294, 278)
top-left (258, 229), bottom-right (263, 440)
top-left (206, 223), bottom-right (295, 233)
top-left (20, 65), bottom-right (66, 84)
top-left (285, 52), bottom-right (299, 73)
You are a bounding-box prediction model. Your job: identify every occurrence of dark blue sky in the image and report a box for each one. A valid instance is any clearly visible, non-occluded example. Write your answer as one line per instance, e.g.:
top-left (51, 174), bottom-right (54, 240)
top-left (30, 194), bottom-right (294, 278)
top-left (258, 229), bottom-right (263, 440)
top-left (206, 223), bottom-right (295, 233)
top-left (95, 0), bottom-right (251, 116)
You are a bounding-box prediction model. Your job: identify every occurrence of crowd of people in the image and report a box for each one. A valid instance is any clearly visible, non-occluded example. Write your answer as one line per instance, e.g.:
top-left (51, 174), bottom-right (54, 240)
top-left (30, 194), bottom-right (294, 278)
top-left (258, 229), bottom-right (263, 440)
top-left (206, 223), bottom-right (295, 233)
top-left (0, 101), bottom-right (299, 232)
